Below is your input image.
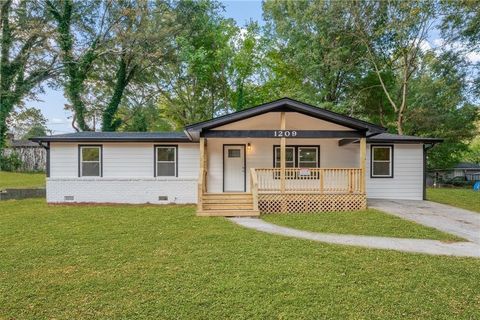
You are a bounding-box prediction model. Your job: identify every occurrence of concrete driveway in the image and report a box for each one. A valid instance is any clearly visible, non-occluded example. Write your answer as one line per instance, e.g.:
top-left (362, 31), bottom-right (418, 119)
top-left (229, 199), bottom-right (480, 257)
top-left (369, 199), bottom-right (480, 244)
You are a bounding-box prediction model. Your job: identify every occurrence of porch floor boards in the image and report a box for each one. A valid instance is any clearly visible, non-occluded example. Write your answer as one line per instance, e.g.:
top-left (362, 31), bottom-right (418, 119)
top-left (197, 193), bottom-right (260, 217)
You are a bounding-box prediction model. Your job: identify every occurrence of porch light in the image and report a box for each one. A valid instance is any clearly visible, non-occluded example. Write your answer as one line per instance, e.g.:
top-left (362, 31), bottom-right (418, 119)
top-left (247, 143), bottom-right (251, 151)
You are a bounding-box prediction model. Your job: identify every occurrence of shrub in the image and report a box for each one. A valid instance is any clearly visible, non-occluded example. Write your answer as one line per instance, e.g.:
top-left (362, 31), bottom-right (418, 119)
top-left (0, 153), bottom-right (23, 171)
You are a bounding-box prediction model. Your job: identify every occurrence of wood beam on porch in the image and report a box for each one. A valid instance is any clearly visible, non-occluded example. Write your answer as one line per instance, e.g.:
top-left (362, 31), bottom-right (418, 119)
top-left (280, 112), bottom-right (286, 194)
top-left (202, 130), bottom-right (365, 138)
top-left (197, 137), bottom-right (207, 212)
top-left (359, 137), bottom-right (366, 197)
top-left (338, 138), bottom-right (359, 146)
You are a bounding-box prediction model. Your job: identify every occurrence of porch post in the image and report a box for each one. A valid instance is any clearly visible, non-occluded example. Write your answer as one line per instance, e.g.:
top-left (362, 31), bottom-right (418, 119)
top-left (360, 137), bottom-right (366, 194)
top-left (280, 112), bottom-right (286, 193)
top-left (198, 137), bottom-right (207, 212)
top-left (200, 137), bottom-right (207, 173)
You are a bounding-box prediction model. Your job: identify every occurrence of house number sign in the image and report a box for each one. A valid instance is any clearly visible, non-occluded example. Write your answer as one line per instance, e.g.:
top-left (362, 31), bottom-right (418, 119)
top-left (273, 130), bottom-right (297, 137)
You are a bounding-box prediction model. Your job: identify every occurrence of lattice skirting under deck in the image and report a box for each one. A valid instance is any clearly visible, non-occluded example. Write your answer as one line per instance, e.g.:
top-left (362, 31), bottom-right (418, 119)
top-left (258, 193), bottom-right (367, 214)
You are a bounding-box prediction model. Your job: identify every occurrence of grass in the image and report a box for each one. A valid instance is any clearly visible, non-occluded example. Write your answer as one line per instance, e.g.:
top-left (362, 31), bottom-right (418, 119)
top-left (0, 171), bottom-right (45, 189)
top-left (427, 187), bottom-right (480, 213)
top-left (1, 199), bottom-right (479, 319)
top-left (262, 209), bottom-right (462, 241)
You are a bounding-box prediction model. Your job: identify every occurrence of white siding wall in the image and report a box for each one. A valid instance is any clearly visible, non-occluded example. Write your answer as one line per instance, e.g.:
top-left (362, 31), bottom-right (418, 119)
top-left (207, 140), bottom-right (424, 200)
top-left (207, 138), bottom-right (359, 193)
top-left (366, 144), bottom-right (423, 200)
top-left (47, 142), bottom-right (199, 204)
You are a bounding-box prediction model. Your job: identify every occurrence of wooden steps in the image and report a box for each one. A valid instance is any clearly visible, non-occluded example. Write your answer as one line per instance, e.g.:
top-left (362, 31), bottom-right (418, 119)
top-left (197, 193), bottom-right (260, 217)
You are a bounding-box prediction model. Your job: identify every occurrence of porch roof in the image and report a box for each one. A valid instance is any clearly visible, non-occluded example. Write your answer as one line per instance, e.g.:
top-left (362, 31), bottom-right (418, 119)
top-left (185, 97), bottom-right (386, 139)
top-left (367, 133), bottom-right (443, 144)
top-left (30, 131), bottom-right (191, 143)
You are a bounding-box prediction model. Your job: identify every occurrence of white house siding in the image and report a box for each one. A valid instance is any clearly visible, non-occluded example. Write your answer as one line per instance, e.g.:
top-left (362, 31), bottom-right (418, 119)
top-left (366, 144), bottom-right (423, 200)
top-left (206, 138), bottom-right (359, 193)
top-left (47, 142), bottom-right (199, 204)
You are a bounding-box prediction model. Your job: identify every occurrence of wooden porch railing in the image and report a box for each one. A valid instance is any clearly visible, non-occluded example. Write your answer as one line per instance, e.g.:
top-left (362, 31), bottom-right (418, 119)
top-left (254, 168), bottom-right (364, 194)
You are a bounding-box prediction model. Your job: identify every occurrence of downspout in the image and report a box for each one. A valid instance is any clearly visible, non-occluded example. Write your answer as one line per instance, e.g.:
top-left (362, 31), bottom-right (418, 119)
top-left (423, 143), bottom-right (435, 200)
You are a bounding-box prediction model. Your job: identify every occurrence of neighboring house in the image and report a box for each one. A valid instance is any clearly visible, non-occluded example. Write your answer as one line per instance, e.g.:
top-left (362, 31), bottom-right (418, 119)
top-left (31, 98), bottom-right (442, 216)
top-left (3, 137), bottom-right (46, 172)
top-left (428, 162), bottom-right (480, 184)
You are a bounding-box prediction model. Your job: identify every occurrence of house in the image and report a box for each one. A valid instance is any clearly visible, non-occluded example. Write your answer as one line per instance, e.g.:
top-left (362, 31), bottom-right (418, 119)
top-left (3, 135), bottom-right (46, 171)
top-left (31, 98), bottom-right (442, 216)
top-left (428, 162), bottom-right (480, 185)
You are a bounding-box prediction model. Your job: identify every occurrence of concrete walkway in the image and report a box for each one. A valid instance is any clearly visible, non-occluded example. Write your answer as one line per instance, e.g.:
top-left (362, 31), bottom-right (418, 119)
top-left (369, 199), bottom-right (480, 244)
top-left (229, 216), bottom-right (480, 258)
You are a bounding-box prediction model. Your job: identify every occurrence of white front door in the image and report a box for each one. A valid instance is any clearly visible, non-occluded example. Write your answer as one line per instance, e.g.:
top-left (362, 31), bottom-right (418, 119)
top-left (223, 145), bottom-right (245, 192)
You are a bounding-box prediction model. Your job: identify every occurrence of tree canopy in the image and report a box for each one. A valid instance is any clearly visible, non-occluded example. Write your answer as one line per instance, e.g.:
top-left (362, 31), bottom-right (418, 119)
top-left (1, 0), bottom-right (479, 169)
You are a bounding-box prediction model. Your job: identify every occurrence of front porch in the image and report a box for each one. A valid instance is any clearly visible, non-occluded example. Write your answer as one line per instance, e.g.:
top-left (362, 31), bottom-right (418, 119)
top-left (197, 161), bottom-right (366, 217)
top-left (195, 112), bottom-right (368, 216)
top-left (186, 99), bottom-right (381, 217)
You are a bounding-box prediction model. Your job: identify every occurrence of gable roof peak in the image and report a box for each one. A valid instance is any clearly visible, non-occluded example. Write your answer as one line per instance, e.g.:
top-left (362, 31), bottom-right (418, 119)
top-left (185, 97), bottom-right (386, 136)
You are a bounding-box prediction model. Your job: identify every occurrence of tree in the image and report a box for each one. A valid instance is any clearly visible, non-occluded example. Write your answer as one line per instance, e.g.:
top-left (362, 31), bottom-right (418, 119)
top-left (349, 0), bottom-right (436, 134)
top-left (441, 0), bottom-right (480, 50)
top-left (229, 22), bottom-right (263, 111)
top-left (47, 0), bottom-right (176, 132)
top-left (100, 0), bottom-right (175, 131)
top-left (404, 51), bottom-right (478, 169)
top-left (7, 106), bottom-right (49, 140)
top-left (0, 0), bottom-right (56, 160)
top-left (262, 0), bottom-right (367, 110)
top-left (463, 135), bottom-right (480, 164)
top-left (155, 0), bottom-right (238, 129)
top-left (46, 0), bottom-right (115, 131)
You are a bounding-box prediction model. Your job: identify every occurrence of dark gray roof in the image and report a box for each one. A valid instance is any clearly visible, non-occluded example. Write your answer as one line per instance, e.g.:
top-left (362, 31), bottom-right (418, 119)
top-left (10, 140), bottom-right (41, 147)
top-left (367, 133), bottom-right (443, 144)
top-left (454, 162), bottom-right (480, 169)
top-left (186, 97), bottom-right (386, 135)
top-left (30, 131), bottom-right (191, 143)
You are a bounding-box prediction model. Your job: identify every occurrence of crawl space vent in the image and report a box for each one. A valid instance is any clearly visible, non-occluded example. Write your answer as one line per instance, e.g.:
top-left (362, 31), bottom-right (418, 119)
top-left (158, 196), bottom-right (168, 201)
top-left (64, 195), bottom-right (74, 201)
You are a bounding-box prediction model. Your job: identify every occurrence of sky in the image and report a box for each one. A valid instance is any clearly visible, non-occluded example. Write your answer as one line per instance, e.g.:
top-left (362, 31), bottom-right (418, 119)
top-left (26, 1), bottom-right (478, 134)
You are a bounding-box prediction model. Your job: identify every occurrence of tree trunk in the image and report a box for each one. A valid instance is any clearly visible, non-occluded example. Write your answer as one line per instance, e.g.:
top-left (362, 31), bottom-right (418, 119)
top-left (102, 56), bottom-right (130, 132)
top-left (397, 112), bottom-right (404, 135)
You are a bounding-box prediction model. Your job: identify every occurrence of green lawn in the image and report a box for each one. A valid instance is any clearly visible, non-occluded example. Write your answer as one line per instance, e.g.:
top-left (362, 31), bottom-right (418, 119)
top-left (427, 187), bottom-right (480, 213)
top-left (1, 200), bottom-right (479, 319)
top-left (263, 209), bottom-right (462, 241)
top-left (0, 171), bottom-right (45, 189)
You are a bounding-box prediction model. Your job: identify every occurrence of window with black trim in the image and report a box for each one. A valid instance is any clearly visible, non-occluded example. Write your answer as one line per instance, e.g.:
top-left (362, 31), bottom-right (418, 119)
top-left (80, 146), bottom-right (101, 177)
top-left (274, 146), bottom-right (319, 168)
top-left (298, 147), bottom-right (318, 168)
top-left (274, 147), bottom-right (295, 168)
top-left (371, 146), bottom-right (393, 178)
top-left (156, 146), bottom-right (177, 177)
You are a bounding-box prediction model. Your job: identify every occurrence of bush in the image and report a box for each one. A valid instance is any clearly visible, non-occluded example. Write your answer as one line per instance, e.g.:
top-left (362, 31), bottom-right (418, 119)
top-left (0, 153), bottom-right (23, 172)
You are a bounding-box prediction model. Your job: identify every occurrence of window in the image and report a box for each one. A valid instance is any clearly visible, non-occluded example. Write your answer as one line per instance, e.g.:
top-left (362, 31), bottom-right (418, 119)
top-left (155, 146), bottom-right (177, 177)
top-left (79, 146), bottom-right (102, 177)
top-left (274, 147), bottom-right (295, 168)
top-left (274, 146), bottom-right (319, 168)
top-left (371, 145), bottom-right (393, 178)
top-left (228, 149), bottom-right (241, 158)
top-left (298, 147), bottom-right (318, 168)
